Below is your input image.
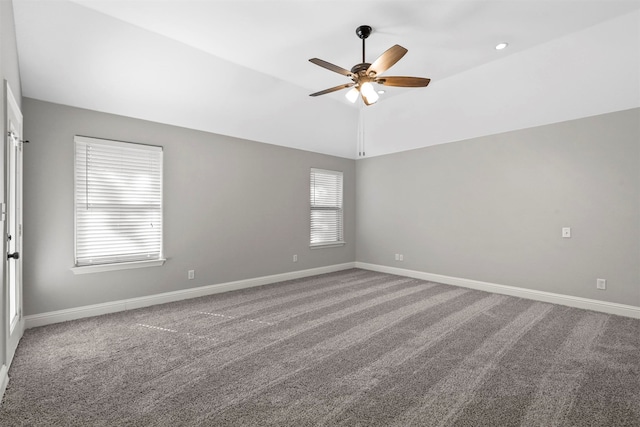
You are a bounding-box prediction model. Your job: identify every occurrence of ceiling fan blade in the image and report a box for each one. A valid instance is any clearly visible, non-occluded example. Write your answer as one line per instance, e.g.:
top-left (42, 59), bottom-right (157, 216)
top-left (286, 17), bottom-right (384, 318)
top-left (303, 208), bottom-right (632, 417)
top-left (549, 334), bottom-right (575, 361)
top-left (367, 44), bottom-right (408, 76)
top-left (376, 76), bottom-right (431, 87)
top-left (309, 83), bottom-right (355, 97)
top-left (309, 58), bottom-right (353, 77)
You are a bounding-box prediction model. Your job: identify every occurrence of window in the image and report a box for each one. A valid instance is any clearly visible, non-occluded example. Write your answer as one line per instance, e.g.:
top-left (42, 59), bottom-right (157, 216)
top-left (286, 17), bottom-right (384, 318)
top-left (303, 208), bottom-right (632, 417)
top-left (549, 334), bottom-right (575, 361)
top-left (74, 136), bottom-right (163, 270)
top-left (310, 168), bottom-right (344, 247)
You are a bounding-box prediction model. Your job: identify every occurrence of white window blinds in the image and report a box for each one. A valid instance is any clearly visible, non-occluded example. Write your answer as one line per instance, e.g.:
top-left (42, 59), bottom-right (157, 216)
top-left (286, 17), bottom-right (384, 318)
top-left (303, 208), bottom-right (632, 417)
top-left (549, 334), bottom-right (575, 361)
top-left (310, 168), bottom-right (344, 247)
top-left (74, 136), bottom-right (163, 266)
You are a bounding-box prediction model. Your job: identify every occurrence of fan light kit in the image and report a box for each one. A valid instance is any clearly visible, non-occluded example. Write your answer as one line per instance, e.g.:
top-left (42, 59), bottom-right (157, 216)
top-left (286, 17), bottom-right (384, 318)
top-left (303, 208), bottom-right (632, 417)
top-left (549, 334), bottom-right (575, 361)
top-left (309, 25), bottom-right (431, 106)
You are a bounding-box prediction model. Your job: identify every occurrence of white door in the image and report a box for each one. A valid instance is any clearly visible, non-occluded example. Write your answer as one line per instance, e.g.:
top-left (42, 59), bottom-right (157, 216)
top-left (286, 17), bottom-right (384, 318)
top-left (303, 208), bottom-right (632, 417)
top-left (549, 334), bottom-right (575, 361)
top-left (5, 82), bottom-right (23, 365)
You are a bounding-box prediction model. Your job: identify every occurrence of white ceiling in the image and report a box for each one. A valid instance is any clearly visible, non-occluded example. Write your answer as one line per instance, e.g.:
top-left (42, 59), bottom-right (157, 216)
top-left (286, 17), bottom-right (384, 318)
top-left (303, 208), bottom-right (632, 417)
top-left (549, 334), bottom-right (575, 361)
top-left (12, 0), bottom-right (640, 159)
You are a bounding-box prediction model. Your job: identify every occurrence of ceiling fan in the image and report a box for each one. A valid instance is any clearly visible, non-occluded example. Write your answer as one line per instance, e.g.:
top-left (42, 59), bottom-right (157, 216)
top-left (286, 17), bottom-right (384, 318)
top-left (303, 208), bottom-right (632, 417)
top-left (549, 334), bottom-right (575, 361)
top-left (309, 25), bottom-right (431, 106)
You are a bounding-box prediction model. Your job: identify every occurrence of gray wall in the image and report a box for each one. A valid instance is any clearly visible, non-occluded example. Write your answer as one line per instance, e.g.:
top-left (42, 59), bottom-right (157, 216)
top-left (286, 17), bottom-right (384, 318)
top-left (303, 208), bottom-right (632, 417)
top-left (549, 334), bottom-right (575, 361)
top-left (19, 99), bottom-right (640, 315)
top-left (22, 98), bottom-right (356, 315)
top-left (357, 109), bottom-right (640, 307)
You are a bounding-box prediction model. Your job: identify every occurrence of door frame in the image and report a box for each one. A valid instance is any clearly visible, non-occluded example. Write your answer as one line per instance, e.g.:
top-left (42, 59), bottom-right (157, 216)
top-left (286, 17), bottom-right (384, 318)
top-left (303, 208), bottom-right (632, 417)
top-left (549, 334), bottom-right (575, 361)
top-left (4, 81), bottom-right (24, 368)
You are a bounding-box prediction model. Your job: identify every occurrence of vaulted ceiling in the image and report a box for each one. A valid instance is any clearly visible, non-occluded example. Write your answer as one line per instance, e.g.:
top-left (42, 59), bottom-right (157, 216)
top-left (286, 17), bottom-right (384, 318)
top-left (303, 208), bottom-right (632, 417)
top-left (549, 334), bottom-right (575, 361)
top-left (12, 1), bottom-right (640, 159)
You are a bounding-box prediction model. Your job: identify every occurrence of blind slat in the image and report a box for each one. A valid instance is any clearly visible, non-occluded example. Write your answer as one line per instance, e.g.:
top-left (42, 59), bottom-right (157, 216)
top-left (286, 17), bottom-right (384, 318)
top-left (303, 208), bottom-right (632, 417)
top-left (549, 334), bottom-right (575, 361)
top-left (75, 136), bottom-right (163, 266)
top-left (310, 168), bottom-right (343, 245)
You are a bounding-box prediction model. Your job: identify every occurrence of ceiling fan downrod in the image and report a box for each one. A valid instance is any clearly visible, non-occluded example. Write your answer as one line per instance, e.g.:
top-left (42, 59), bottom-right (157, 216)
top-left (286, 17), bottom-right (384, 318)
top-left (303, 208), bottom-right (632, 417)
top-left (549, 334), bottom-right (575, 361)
top-left (356, 25), bottom-right (372, 64)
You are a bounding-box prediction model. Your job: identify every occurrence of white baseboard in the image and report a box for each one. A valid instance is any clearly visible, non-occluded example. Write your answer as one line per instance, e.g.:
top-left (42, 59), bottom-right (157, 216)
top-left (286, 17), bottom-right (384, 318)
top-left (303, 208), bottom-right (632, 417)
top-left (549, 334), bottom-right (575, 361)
top-left (0, 365), bottom-right (8, 406)
top-left (24, 261), bottom-right (638, 329)
top-left (356, 262), bottom-right (640, 319)
top-left (25, 262), bottom-right (356, 329)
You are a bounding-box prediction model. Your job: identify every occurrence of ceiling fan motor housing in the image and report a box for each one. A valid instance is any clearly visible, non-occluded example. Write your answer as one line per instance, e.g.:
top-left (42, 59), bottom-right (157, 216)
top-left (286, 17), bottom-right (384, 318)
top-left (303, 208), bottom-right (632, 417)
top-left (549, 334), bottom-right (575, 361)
top-left (350, 62), bottom-right (372, 76)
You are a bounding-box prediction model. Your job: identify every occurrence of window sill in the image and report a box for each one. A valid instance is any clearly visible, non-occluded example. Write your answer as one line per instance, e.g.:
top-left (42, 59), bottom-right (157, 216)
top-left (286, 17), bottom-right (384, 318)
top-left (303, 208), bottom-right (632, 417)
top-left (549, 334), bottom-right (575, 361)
top-left (71, 259), bottom-right (166, 275)
top-left (310, 242), bottom-right (346, 249)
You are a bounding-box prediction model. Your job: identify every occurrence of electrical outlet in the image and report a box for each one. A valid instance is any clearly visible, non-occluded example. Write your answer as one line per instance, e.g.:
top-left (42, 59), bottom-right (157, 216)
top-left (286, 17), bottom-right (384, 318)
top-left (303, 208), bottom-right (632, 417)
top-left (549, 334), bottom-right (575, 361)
top-left (596, 278), bottom-right (606, 290)
top-left (188, 270), bottom-right (195, 280)
top-left (293, 254), bottom-right (298, 262)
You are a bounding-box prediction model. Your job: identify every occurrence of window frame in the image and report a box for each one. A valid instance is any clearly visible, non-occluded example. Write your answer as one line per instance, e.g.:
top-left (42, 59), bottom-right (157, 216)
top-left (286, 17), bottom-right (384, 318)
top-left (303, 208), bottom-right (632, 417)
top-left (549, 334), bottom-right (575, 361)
top-left (310, 168), bottom-right (345, 249)
top-left (71, 136), bottom-right (165, 274)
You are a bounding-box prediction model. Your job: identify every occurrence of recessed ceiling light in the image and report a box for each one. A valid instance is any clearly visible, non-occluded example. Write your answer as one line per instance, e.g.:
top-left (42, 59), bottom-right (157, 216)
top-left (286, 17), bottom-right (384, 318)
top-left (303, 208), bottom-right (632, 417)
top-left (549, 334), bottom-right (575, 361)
top-left (495, 42), bottom-right (509, 50)
top-left (377, 90), bottom-right (385, 94)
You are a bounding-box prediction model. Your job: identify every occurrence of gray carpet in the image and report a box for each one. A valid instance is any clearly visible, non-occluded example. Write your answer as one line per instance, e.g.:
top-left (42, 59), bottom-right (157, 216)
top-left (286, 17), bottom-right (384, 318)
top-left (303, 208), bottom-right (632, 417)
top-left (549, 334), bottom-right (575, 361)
top-left (1, 269), bottom-right (638, 426)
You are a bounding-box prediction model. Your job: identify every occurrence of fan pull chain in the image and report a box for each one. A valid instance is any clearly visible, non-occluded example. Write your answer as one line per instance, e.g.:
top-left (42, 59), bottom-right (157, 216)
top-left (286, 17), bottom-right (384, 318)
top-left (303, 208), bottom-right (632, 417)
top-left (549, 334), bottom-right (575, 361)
top-left (357, 102), bottom-right (365, 157)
